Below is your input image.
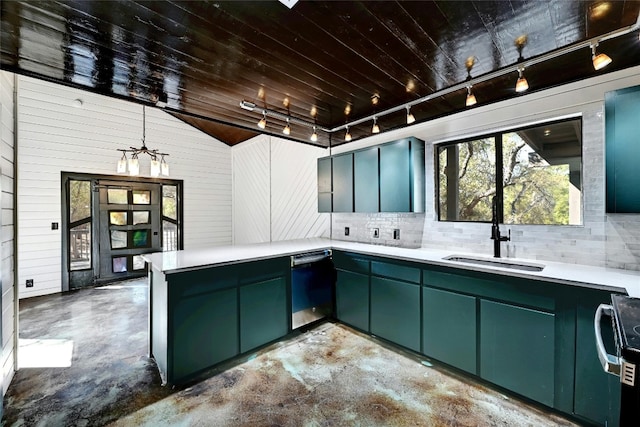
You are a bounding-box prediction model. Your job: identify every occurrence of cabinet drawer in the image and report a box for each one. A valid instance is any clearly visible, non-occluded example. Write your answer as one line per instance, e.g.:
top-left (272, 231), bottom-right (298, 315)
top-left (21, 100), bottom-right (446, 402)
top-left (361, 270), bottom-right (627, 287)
top-left (372, 260), bottom-right (420, 284)
top-left (334, 252), bottom-right (370, 274)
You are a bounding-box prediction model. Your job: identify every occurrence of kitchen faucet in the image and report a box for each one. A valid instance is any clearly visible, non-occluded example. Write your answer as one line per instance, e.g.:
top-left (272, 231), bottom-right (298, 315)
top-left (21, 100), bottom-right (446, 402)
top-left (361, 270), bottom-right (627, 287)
top-left (491, 196), bottom-right (510, 258)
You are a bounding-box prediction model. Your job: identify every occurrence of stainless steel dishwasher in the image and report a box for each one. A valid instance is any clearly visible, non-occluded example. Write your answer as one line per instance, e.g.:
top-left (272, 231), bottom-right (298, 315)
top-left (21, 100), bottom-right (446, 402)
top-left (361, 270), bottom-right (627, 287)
top-left (290, 249), bottom-right (335, 330)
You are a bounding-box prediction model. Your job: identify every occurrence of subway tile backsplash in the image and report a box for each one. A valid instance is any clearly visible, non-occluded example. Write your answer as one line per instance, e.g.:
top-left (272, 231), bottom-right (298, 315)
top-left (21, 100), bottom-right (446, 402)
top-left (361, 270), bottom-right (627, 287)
top-left (331, 213), bottom-right (425, 248)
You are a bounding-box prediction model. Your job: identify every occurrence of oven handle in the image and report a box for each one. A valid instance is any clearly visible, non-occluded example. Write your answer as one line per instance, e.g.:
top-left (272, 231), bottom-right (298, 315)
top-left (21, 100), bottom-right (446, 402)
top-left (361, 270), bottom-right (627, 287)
top-left (594, 303), bottom-right (621, 376)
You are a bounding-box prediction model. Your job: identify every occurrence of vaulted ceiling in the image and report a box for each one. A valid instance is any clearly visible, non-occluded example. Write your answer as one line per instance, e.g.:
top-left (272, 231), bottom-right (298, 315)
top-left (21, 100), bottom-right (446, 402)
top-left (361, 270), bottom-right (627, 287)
top-left (2, 1), bottom-right (639, 147)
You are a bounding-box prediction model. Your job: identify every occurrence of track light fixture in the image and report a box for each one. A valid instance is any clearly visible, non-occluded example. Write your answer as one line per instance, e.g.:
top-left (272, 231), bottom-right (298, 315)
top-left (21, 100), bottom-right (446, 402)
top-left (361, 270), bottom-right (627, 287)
top-left (372, 117), bottom-right (380, 134)
top-left (310, 126), bottom-right (318, 142)
top-left (257, 111), bottom-right (267, 129)
top-left (465, 85), bottom-right (477, 107)
top-left (406, 106), bottom-right (416, 124)
top-left (515, 67), bottom-right (529, 93)
top-left (282, 118), bottom-right (291, 135)
top-left (344, 126), bottom-right (352, 142)
top-left (591, 42), bottom-right (612, 70)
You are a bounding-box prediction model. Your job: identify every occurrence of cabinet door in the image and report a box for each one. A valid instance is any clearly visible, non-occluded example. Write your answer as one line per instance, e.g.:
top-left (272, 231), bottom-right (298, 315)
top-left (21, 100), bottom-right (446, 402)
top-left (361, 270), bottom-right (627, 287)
top-left (240, 277), bottom-right (288, 353)
top-left (172, 288), bottom-right (238, 382)
top-left (423, 287), bottom-right (477, 374)
top-left (336, 269), bottom-right (369, 331)
top-left (370, 276), bottom-right (420, 351)
top-left (606, 85), bottom-right (640, 212)
top-left (317, 157), bottom-right (332, 212)
top-left (380, 139), bottom-right (410, 212)
top-left (332, 153), bottom-right (353, 212)
top-left (480, 300), bottom-right (555, 407)
top-left (354, 147), bottom-right (379, 212)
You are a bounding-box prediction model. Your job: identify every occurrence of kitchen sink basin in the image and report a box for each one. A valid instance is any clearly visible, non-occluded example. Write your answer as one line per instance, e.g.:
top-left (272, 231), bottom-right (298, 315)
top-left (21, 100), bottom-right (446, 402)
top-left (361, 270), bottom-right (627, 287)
top-left (443, 255), bottom-right (545, 272)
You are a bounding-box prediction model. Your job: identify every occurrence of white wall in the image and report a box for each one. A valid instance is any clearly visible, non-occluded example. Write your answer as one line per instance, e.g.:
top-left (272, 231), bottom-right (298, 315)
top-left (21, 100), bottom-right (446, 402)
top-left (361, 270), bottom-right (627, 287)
top-left (17, 76), bottom-right (232, 298)
top-left (0, 71), bottom-right (16, 396)
top-left (331, 66), bottom-right (640, 270)
top-left (232, 135), bottom-right (330, 244)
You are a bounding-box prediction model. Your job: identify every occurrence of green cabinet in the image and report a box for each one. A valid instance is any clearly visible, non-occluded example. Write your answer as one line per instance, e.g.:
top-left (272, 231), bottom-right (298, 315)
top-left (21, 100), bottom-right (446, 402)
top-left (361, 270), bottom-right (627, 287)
top-left (605, 85), bottom-right (640, 212)
top-left (354, 147), bottom-right (379, 212)
top-left (332, 153), bottom-right (354, 212)
top-left (480, 299), bottom-right (555, 407)
top-left (335, 270), bottom-right (370, 331)
top-left (239, 277), bottom-right (288, 353)
top-left (380, 139), bottom-right (411, 212)
top-left (370, 260), bottom-right (421, 352)
top-left (422, 287), bottom-right (477, 374)
top-left (317, 156), bottom-right (332, 212)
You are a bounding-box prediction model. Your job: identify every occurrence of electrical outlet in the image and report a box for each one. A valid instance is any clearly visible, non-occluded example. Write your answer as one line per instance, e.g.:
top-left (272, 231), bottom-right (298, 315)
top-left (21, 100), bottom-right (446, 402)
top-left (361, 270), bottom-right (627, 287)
top-left (26, 279), bottom-right (34, 288)
top-left (344, 227), bottom-right (350, 236)
top-left (373, 228), bottom-right (379, 238)
top-left (393, 229), bottom-right (400, 239)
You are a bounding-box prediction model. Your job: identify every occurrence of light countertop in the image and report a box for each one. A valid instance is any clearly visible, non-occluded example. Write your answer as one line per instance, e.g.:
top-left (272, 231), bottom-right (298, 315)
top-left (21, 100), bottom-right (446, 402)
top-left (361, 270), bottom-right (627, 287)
top-left (143, 237), bottom-right (640, 298)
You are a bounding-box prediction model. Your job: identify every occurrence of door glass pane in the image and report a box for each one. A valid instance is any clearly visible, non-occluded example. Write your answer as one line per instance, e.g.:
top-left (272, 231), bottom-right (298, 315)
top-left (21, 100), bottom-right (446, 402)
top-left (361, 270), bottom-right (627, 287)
top-left (70, 223), bottom-right (91, 270)
top-left (132, 230), bottom-right (150, 247)
top-left (112, 257), bottom-right (127, 273)
top-left (110, 230), bottom-right (127, 249)
top-left (107, 189), bottom-right (128, 204)
top-left (70, 180), bottom-right (91, 222)
top-left (163, 220), bottom-right (178, 251)
top-left (133, 255), bottom-right (146, 271)
top-left (132, 190), bottom-right (151, 204)
top-left (109, 211), bottom-right (127, 225)
top-left (132, 211), bottom-right (150, 225)
top-left (162, 185), bottom-right (177, 220)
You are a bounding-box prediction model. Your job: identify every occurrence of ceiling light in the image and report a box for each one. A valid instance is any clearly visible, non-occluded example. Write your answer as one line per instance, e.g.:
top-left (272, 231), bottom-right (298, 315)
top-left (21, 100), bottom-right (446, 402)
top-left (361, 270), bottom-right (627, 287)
top-left (515, 67), bottom-right (529, 93)
top-left (406, 106), bottom-right (415, 124)
top-left (116, 106), bottom-right (169, 177)
top-left (465, 86), bottom-right (477, 106)
top-left (257, 111), bottom-right (267, 129)
top-left (344, 126), bottom-right (352, 142)
top-left (372, 117), bottom-right (380, 134)
top-left (282, 118), bottom-right (291, 135)
top-left (591, 43), bottom-right (612, 70)
top-left (310, 126), bottom-right (318, 142)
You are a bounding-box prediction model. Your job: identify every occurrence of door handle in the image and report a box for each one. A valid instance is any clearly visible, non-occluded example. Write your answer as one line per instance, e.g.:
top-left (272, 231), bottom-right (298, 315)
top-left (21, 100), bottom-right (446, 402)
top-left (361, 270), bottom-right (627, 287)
top-left (594, 303), bottom-right (621, 376)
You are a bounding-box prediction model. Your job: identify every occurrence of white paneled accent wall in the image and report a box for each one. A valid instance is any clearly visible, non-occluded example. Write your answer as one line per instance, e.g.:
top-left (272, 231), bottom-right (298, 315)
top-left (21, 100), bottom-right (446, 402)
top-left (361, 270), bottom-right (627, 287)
top-left (232, 135), bottom-right (329, 244)
top-left (0, 71), bottom-right (16, 396)
top-left (331, 66), bottom-right (640, 270)
top-left (17, 76), bottom-right (232, 298)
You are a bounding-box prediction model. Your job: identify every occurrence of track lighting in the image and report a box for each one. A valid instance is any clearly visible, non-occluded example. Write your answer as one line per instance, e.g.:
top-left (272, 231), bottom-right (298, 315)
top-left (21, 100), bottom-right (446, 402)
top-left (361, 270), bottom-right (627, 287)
top-left (257, 111), bottom-right (267, 129)
top-left (344, 126), bottom-right (352, 142)
top-left (465, 85), bottom-right (477, 106)
top-left (591, 43), bottom-right (612, 70)
top-left (406, 106), bottom-right (415, 124)
top-left (515, 67), bottom-right (529, 93)
top-left (282, 118), bottom-right (291, 135)
top-left (372, 117), bottom-right (380, 134)
top-left (310, 126), bottom-right (318, 142)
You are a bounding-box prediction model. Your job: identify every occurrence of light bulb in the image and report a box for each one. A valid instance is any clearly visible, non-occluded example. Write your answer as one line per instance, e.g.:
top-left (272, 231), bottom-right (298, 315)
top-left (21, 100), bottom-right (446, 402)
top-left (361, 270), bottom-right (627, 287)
top-left (465, 86), bottom-right (477, 106)
top-left (282, 119), bottom-right (291, 135)
top-left (406, 106), bottom-right (415, 124)
top-left (128, 156), bottom-right (140, 176)
top-left (344, 127), bottom-right (352, 142)
top-left (257, 116), bottom-right (266, 129)
top-left (150, 158), bottom-right (160, 177)
top-left (515, 68), bottom-right (529, 93)
top-left (592, 53), bottom-right (612, 70)
top-left (372, 117), bottom-right (380, 134)
top-left (161, 157), bottom-right (169, 176)
top-left (117, 154), bottom-right (127, 173)
top-left (310, 126), bottom-right (318, 142)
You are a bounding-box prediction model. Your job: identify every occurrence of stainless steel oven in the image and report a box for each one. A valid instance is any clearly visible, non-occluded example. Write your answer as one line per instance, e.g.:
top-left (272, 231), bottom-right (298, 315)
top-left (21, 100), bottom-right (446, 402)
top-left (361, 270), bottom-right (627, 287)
top-left (290, 250), bottom-right (335, 330)
top-left (595, 295), bottom-right (640, 427)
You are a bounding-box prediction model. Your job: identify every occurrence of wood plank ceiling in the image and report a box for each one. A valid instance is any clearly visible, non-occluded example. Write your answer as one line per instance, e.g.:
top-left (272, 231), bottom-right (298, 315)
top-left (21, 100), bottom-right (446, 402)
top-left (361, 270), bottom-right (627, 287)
top-left (2, 1), bottom-right (639, 147)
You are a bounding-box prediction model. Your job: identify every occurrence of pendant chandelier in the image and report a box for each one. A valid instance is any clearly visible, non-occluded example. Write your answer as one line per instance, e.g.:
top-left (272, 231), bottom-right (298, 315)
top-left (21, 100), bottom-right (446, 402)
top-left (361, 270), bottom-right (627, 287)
top-left (116, 105), bottom-right (169, 177)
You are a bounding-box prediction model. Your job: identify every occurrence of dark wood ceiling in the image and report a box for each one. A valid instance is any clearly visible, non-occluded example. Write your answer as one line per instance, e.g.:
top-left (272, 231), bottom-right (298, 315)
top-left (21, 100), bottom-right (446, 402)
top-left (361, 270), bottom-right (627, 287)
top-left (2, 1), bottom-right (639, 147)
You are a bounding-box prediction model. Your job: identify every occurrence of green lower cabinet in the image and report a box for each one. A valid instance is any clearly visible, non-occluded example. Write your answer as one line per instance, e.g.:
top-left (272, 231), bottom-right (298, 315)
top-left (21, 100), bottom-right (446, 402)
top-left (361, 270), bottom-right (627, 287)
top-left (574, 298), bottom-right (620, 426)
top-left (423, 287), bottom-right (477, 374)
top-left (172, 288), bottom-right (239, 382)
top-left (336, 269), bottom-right (370, 332)
top-left (239, 277), bottom-right (288, 353)
top-left (370, 276), bottom-right (420, 352)
top-left (480, 299), bottom-right (555, 407)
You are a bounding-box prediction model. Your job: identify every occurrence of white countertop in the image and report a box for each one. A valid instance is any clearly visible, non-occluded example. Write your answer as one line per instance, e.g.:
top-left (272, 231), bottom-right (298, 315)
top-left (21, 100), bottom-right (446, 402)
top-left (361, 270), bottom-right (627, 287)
top-left (143, 237), bottom-right (640, 298)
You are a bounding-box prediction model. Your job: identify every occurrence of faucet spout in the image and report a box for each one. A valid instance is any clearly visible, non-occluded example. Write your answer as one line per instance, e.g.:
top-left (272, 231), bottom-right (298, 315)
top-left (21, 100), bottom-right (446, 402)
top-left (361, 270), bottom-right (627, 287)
top-left (490, 196), bottom-right (510, 258)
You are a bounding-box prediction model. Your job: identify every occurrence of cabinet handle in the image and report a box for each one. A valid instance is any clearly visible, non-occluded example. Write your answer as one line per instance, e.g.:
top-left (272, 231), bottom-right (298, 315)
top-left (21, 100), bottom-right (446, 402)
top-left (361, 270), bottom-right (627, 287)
top-left (594, 303), bottom-right (621, 376)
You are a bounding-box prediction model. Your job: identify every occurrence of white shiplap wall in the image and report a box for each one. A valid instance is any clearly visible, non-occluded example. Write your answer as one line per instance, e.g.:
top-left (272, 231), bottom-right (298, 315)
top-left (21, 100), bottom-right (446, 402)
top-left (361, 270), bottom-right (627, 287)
top-left (17, 76), bottom-right (232, 299)
top-left (0, 71), bottom-right (16, 396)
top-left (232, 135), bottom-right (330, 244)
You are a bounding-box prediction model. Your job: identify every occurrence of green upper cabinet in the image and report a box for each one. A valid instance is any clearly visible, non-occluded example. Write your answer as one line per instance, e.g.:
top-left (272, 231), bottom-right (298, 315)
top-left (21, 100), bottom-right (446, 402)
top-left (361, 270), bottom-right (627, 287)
top-left (605, 85), bottom-right (640, 213)
top-left (354, 147), bottom-right (379, 212)
top-left (317, 157), bottom-right (332, 212)
top-left (332, 153), bottom-right (354, 212)
top-left (317, 137), bottom-right (425, 213)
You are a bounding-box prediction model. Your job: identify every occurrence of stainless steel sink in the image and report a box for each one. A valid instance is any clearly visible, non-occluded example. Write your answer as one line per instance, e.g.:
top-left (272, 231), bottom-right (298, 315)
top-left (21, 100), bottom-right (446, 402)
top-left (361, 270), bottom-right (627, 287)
top-left (443, 255), bottom-right (545, 272)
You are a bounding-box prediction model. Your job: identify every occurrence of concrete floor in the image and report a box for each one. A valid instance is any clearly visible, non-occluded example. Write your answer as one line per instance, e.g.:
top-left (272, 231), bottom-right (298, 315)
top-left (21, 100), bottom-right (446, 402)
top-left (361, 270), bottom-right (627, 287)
top-left (3, 279), bottom-right (579, 426)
